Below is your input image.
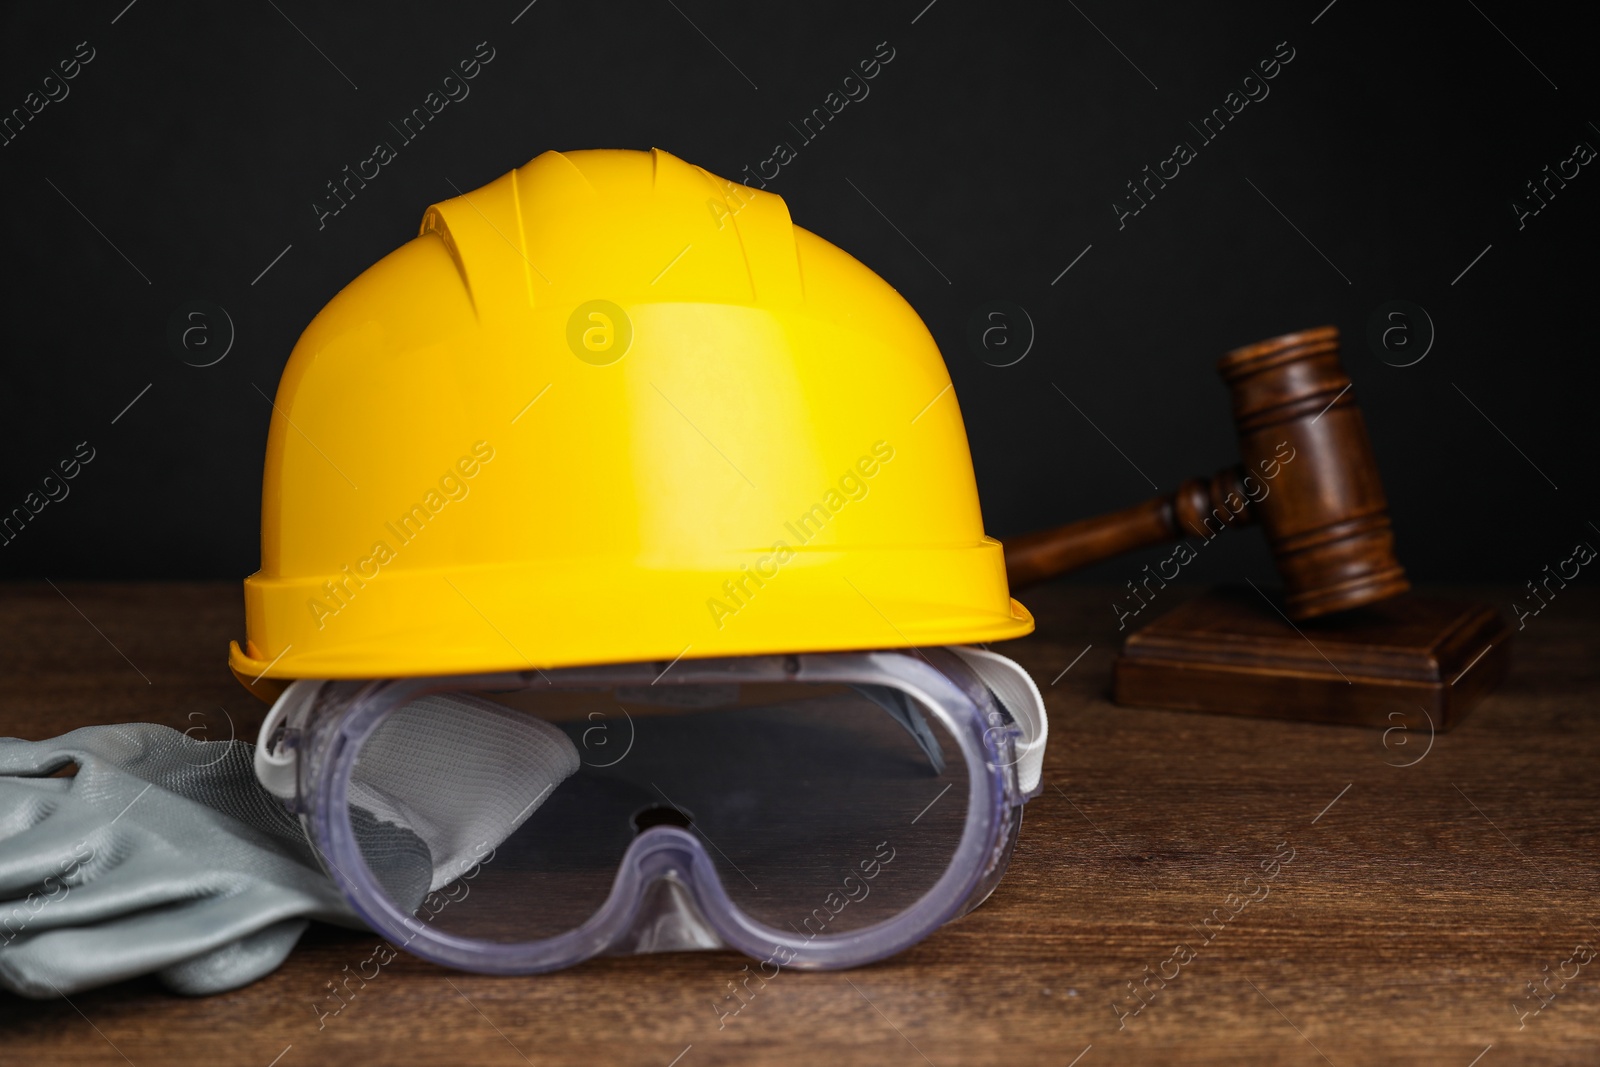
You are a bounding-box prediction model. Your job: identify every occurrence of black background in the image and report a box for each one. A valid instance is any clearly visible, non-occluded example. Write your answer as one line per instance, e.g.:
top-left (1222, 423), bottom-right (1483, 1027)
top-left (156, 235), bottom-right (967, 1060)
top-left (2, 0), bottom-right (1594, 588)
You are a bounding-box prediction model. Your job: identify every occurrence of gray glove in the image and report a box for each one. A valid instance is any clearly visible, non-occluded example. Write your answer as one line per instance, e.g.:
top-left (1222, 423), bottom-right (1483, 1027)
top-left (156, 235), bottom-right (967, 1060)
top-left (0, 702), bottom-right (577, 999)
top-left (0, 723), bottom-right (363, 998)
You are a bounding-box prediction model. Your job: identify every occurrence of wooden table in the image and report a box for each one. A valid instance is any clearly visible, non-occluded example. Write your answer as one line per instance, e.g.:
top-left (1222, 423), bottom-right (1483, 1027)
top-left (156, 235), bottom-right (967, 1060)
top-left (2, 582), bottom-right (1595, 1066)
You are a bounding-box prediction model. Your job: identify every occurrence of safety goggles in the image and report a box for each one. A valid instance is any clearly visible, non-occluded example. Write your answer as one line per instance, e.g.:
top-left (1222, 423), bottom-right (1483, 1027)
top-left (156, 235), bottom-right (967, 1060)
top-left (253, 647), bottom-right (1047, 974)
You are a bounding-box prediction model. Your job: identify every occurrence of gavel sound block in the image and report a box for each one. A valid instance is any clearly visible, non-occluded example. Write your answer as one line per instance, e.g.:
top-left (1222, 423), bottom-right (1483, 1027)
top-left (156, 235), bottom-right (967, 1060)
top-left (1006, 326), bottom-right (1511, 729)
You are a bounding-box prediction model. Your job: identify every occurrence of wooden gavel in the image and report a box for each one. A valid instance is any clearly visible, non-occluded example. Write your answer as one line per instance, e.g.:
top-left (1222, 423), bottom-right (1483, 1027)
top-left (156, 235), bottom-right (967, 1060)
top-left (1004, 326), bottom-right (1410, 620)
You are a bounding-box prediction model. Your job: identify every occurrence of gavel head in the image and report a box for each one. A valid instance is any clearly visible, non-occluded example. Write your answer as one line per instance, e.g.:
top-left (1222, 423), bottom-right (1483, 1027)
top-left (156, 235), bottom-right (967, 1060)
top-left (1215, 326), bottom-right (1409, 619)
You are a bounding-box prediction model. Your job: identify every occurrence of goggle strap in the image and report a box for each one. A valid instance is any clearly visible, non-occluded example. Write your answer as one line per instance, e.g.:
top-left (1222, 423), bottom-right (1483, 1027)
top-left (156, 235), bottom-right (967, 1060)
top-left (948, 647), bottom-right (1049, 794)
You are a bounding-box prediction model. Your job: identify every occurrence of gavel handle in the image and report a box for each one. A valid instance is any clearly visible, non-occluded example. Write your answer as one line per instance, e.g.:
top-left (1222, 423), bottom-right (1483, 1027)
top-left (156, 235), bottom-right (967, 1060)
top-left (1003, 467), bottom-right (1254, 588)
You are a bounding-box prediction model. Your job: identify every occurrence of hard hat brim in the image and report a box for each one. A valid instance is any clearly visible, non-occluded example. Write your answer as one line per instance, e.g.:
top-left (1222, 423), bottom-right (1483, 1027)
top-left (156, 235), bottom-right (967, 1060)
top-left (229, 541), bottom-right (1032, 700)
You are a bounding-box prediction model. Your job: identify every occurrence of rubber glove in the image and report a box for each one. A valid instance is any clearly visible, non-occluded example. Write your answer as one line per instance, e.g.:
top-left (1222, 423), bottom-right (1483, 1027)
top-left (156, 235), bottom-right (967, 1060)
top-left (0, 723), bottom-right (365, 997)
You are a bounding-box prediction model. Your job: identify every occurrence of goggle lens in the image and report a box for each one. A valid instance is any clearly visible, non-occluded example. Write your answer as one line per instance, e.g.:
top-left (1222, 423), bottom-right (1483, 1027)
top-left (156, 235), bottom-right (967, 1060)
top-left (345, 680), bottom-right (972, 946)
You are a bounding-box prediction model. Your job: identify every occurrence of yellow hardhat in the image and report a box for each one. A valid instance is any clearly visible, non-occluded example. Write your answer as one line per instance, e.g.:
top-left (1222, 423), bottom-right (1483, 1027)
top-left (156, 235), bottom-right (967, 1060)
top-left (229, 148), bottom-right (1031, 701)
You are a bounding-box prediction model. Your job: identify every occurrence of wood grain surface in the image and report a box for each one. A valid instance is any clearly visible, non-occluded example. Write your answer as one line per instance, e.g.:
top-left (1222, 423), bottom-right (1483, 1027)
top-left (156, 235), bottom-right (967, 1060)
top-left (1, 581), bottom-right (1595, 1066)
